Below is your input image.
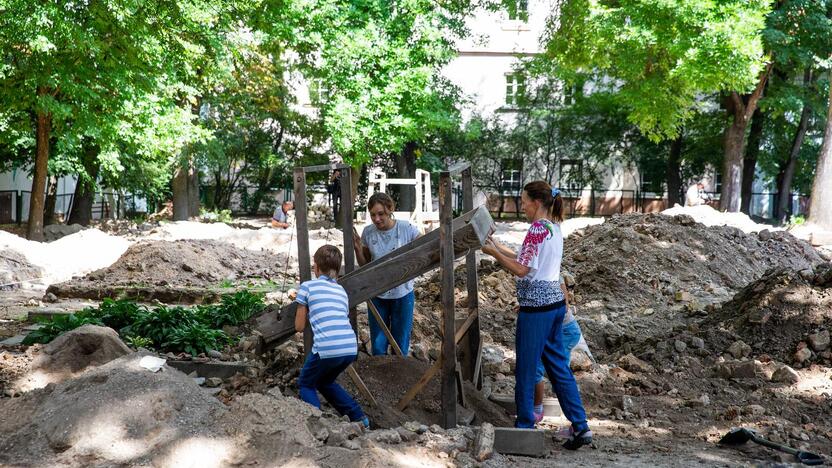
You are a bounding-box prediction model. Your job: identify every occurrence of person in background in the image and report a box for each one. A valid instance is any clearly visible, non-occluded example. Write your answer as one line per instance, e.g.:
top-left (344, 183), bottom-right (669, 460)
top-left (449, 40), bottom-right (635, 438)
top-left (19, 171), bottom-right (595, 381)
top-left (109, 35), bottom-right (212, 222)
top-left (481, 180), bottom-right (592, 450)
top-left (272, 200), bottom-right (294, 229)
top-left (327, 169), bottom-right (342, 222)
top-left (353, 192), bottom-right (420, 356)
top-left (294, 244), bottom-right (369, 428)
top-left (685, 182), bottom-right (710, 207)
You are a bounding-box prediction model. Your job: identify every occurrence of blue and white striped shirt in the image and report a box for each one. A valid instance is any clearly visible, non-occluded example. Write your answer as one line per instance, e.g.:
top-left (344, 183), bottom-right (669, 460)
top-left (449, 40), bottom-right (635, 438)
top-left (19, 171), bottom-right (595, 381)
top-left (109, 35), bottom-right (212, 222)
top-left (296, 275), bottom-right (357, 358)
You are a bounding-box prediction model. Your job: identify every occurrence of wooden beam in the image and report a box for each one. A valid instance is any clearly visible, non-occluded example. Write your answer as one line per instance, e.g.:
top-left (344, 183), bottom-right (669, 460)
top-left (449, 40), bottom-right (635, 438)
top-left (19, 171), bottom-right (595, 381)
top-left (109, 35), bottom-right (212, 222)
top-left (255, 206), bottom-right (494, 350)
top-left (367, 301), bottom-right (403, 356)
top-left (446, 162), bottom-right (471, 176)
top-left (346, 365), bottom-right (377, 407)
top-left (439, 172), bottom-right (457, 429)
top-left (293, 168), bottom-right (313, 357)
top-left (460, 168), bottom-right (481, 384)
top-left (341, 170), bottom-right (357, 335)
top-left (301, 163), bottom-right (351, 173)
top-left (395, 309), bottom-right (479, 411)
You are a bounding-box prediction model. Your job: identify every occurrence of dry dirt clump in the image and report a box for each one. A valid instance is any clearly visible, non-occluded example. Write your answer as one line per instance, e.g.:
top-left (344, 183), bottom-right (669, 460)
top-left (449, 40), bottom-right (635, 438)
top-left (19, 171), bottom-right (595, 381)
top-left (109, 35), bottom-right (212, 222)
top-left (46, 239), bottom-right (284, 302)
top-left (0, 250), bottom-right (42, 289)
top-left (702, 264), bottom-right (832, 366)
top-left (564, 213), bottom-right (823, 312)
top-left (24, 325), bottom-right (131, 389)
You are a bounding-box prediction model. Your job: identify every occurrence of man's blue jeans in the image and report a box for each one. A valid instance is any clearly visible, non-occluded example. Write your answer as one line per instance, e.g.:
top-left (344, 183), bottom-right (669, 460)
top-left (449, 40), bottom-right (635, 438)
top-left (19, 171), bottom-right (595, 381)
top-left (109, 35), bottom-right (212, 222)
top-left (369, 291), bottom-right (415, 356)
top-left (297, 352), bottom-right (365, 422)
top-left (515, 304), bottom-right (589, 431)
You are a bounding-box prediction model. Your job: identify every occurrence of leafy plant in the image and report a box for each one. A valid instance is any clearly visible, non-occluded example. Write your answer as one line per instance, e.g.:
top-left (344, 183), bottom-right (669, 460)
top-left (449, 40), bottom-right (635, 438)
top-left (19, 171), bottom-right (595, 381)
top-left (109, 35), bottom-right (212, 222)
top-left (211, 291), bottom-right (266, 327)
top-left (163, 323), bottom-right (230, 356)
top-left (123, 305), bottom-right (197, 348)
top-left (788, 214), bottom-right (806, 227)
top-left (22, 312), bottom-right (104, 345)
top-left (200, 208), bottom-right (233, 224)
top-left (95, 299), bottom-right (146, 331)
top-left (125, 335), bottom-right (153, 349)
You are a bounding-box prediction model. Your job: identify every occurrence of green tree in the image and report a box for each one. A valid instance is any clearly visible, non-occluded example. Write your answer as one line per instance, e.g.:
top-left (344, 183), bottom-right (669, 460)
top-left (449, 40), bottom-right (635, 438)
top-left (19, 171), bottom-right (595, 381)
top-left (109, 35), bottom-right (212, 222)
top-left (0, 0), bottom-right (234, 239)
top-left (544, 0), bottom-right (772, 211)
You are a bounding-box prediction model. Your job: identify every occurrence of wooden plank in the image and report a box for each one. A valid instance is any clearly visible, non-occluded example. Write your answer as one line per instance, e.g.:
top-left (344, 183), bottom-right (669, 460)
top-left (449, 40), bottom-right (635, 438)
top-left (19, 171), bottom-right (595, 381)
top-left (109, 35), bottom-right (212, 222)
top-left (346, 365), bottom-right (377, 407)
top-left (367, 300), bottom-right (403, 356)
top-left (439, 172), bottom-right (457, 429)
top-left (301, 163), bottom-right (350, 173)
top-left (455, 361), bottom-right (466, 408)
top-left (473, 335), bottom-right (484, 390)
top-left (254, 206), bottom-right (495, 350)
top-left (294, 168), bottom-right (314, 357)
top-left (461, 168), bottom-right (481, 383)
top-left (446, 162), bottom-right (471, 176)
top-left (395, 309), bottom-right (479, 411)
top-left (341, 170), bottom-right (357, 335)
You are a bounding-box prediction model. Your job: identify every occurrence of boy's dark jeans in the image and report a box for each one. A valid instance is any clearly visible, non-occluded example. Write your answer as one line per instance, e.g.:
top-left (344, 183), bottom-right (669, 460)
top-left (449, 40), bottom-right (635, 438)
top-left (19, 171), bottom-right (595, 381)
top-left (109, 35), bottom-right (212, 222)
top-left (298, 352), bottom-right (365, 422)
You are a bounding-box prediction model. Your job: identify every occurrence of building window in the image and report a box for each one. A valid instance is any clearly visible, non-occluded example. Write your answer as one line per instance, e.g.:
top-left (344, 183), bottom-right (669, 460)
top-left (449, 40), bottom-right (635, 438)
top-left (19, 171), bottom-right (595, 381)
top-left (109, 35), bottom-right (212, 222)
top-left (309, 78), bottom-right (329, 105)
top-left (562, 82), bottom-right (580, 106)
top-left (505, 0), bottom-right (529, 21)
top-left (505, 73), bottom-right (526, 107)
top-left (559, 159), bottom-right (583, 192)
top-left (714, 171), bottom-right (722, 194)
top-left (501, 159), bottom-right (523, 196)
top-left (640, 171), bottom-right (661, 195)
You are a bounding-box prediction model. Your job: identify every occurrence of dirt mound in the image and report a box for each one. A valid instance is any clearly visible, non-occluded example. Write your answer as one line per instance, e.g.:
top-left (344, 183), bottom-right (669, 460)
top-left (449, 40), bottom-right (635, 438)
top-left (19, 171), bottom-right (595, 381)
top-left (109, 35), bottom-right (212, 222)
top-left (1, 352), bottom-right (474, 466)
top-left (0, 250), bottom-right (42, 289)
top-left (0, 352), bottom-right (228, 466)
top-left (339, 355), bottom-right (513, 429)
top-left (46, 239), bottom-right (284, 302)
top-left (564, 213), bottom-right (822, 311)
top-left (702, 264), bottom-right (832, 365)
top-left (30, 325), bottom-right (131, 382)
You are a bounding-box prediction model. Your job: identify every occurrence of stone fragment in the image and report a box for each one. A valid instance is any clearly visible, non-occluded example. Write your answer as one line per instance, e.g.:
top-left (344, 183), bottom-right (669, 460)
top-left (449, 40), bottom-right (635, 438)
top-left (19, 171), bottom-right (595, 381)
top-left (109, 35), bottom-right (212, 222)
top-left (205, 377), bottom-right (223, 387)
top-left (473, 423), bottom-right (495, 462)
top-left (808, 330), bottom-right (830, 352)
top-left (674, 340), bottom-right (687, 353)
top-left (618, 353), bottom-right (655, 373)
top-left (691, 337), bottom-right (705, 349)
top-left (772, 365), bottom-right (800, 384)
top-left (794, 347), bottom-right (813, 365)
top-left (727, 340), bottom-right (752, 359)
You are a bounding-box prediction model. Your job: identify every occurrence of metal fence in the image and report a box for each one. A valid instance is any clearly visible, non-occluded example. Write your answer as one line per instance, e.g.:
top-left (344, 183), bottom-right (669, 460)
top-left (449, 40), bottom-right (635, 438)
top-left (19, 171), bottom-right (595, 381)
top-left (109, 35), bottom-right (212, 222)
top-left (0, 190), bottom-right (148, 225)
top-left (478, 187), bottom-right (809, 223)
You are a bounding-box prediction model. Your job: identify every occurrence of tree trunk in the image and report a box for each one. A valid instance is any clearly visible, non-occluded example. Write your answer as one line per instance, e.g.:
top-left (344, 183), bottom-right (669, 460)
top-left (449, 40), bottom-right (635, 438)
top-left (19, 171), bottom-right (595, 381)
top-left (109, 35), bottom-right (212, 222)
top-left (188, 163), bottom-right (200, 216)
top-left (396, 142), bottom-right (418, 211)
top-left (247, 167), bottom-right (274, 215)
top-left (43, 176), bottom-right (58, 226)
top-left (172, 163), bottom-right (190, 221)
top-left (721, 117), bottom-right (748, 212)
top-left (808, 80), bottom-right (832, 230)
top-left (27, 101), bottom-right (51, 241)
top-left (741, 107), bottom-right (765, 214)
top-left (721, 65), bottom-right (772, 212)
top-left (68, 144), bottom-right (100, 226)
top-left (775, 101), bottom-right (811, 224)
top-left (666, 135), bottom-right (683, 207)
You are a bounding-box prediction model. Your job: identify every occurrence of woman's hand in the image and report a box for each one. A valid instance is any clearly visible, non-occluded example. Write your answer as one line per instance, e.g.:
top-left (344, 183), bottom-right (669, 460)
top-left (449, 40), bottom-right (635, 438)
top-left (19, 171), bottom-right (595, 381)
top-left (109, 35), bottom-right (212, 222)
top-left (481, 237), bottom-right (498, 257)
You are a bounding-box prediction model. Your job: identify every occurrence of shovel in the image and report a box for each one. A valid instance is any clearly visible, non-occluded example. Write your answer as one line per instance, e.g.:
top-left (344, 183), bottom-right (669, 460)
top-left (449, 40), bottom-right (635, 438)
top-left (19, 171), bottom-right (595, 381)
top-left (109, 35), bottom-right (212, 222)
top-left (719, 427), bottom-right (824, 466)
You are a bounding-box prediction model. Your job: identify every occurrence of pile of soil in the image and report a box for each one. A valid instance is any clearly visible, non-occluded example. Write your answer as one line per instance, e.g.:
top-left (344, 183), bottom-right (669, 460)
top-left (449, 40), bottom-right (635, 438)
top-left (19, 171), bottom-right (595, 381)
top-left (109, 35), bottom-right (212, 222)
top-left (46, 239), bottom-right (285, 303)
top-left (0, 250), bottom-right (42, 290)
top-left (702, 264), bottom-right (832, 365)
top-left (0, 352), bottom-right (484, 467)
top-left (338, 355), bottom-right (513, 429)
top-left (564, 213), bottom-right (823, 311)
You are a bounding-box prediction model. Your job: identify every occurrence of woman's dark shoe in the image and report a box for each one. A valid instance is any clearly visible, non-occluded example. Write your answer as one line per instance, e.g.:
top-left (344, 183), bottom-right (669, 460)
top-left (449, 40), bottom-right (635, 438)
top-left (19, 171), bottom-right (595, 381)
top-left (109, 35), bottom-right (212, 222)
top-left (562, 428), bottom-right (593, 450)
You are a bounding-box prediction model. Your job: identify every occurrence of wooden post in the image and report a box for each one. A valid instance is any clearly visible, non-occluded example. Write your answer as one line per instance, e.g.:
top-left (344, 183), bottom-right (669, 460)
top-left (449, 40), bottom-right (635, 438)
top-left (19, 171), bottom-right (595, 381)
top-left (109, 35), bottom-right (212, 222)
top-left (366, 301), bottom-right (403, 356)
top-left (460, 168), bottom-right (482, 388)
top-left (340, 169), bottom-right (358, 336)
top-left (294, 168), bottom-right (313, 357)
top-left (439, 171), bottom-right (457, 428)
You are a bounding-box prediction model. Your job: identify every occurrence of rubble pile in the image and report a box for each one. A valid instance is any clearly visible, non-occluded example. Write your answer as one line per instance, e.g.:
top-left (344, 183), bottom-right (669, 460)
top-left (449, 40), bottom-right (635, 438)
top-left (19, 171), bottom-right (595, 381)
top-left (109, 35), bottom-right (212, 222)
top-left (0, 250), bottom-right (42, 290)
top-left (46, 239), bottom-right (283, 302)
top-left (702, 264), bottom-right (832, 366)
top-left (564, 213), bottom-right (823, 312)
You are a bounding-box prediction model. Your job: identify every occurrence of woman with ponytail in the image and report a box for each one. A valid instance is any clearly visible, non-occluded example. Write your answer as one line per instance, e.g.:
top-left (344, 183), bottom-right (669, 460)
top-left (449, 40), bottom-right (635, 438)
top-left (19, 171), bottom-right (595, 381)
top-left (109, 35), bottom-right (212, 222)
top-left (481, 181), bottom-right (592, 450)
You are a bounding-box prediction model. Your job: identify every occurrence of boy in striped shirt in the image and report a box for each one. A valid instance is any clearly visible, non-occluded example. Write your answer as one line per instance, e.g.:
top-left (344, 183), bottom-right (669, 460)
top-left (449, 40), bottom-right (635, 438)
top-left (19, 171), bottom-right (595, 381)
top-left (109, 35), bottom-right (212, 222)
top-left (295, 244), bottom-right (368, 427)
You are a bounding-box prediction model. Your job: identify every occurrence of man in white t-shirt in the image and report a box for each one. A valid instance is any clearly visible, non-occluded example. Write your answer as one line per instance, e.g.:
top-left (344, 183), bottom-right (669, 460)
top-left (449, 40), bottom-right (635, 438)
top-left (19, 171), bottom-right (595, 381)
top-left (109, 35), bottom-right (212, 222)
top-left (685, 183), bottom-right (709, 207)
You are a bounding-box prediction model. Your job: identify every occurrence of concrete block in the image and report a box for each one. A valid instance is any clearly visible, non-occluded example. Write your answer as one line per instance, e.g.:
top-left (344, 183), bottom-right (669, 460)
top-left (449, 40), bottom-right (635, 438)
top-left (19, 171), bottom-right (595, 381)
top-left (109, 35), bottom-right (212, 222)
top-left (167, 360), bottom-right (253, 379)
top-left (0, 334), bottom-right (26, 346)
top-left (493, 427), bottom-right (547, 457)
top-left (489, 393), bottom-right (516, 415)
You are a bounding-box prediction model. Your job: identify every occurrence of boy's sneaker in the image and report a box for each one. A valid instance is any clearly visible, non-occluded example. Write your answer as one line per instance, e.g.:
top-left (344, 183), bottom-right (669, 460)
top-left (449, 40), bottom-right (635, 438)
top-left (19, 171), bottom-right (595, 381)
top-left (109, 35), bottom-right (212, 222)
top-left (562, 428), bottom-right (593, 450)
top-left (360, 417), bottom-right (370, 429)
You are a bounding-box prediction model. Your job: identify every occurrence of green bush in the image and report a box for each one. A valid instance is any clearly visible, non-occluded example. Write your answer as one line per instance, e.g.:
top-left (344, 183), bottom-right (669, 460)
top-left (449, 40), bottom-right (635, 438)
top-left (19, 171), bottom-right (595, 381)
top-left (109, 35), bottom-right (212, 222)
top-left (21, 292), bottom-right (264, 355)
top-left (123, 305), bottom-right (197, 348)
top-left (22, 312), bottom-right (104, 345)
top-left (163, 323), bottom-right (230, 356)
